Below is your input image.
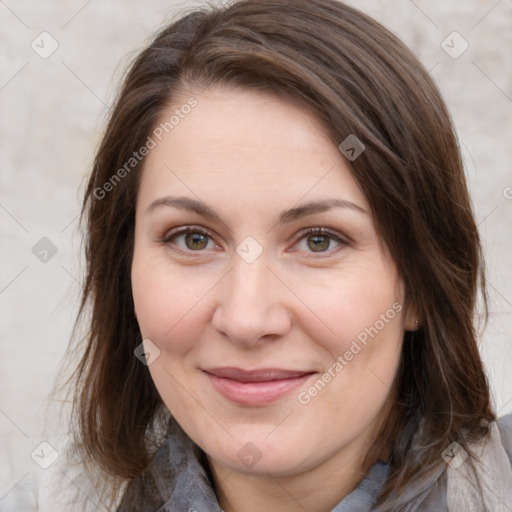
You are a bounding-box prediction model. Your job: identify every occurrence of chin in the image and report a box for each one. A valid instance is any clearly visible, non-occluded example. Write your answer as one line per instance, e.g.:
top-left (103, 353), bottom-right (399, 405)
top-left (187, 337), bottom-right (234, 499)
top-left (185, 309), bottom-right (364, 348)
top-left (208, 434), bottom-right (319, 477)
top-left (224, 453), bottom-right (308, 477)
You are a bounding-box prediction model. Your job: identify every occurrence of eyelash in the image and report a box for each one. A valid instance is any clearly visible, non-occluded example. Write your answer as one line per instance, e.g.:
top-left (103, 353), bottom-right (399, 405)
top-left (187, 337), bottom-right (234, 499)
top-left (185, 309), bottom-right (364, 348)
top-left (160, 226), bottom-right (349, 258)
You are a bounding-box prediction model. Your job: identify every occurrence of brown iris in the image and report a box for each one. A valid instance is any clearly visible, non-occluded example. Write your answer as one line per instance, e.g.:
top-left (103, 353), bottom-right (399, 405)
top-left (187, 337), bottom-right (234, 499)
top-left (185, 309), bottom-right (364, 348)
top-left (185, 232), bottom-right (209, 250)
top-left (307, 234), bottom-right (330, 252)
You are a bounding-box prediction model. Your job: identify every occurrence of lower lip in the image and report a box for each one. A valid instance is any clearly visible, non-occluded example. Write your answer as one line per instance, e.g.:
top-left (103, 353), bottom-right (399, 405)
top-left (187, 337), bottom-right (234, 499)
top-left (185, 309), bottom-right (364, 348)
top-left (205, 372), bottom-right (314, 406)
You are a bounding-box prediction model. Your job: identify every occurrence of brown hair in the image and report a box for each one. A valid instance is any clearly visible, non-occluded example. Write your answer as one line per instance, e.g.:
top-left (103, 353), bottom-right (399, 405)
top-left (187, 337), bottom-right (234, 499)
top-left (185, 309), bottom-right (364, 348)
top-left (68, 0), bottom-right (494, 509)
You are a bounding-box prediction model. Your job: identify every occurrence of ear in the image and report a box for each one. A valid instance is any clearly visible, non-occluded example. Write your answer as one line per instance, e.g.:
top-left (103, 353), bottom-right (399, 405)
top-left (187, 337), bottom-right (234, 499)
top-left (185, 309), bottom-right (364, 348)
top-left (404, 304), bottom-right (419, 331)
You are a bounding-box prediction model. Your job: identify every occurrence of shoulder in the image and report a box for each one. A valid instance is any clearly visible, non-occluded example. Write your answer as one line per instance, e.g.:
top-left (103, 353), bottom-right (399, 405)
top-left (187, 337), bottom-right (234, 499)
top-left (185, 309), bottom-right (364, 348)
top-left (497, 412), bottom-right (512, 466)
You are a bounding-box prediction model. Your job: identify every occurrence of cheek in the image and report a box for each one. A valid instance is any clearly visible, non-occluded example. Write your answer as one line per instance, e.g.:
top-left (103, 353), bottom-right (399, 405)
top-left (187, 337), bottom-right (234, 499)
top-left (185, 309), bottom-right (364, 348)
top-left (294, 263), bottom-right (404, 406)
top-left (131, 250), bottom-right (211, 354)
top-left (131, 255), bottom-right (211, 417)
top-left (292, 261), bottom-right (403, 351)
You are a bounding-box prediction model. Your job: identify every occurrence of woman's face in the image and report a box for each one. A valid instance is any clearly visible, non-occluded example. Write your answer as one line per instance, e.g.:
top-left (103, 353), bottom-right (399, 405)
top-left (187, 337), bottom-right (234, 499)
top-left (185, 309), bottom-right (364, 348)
top-left (132, 86), bottom-right (414, 476)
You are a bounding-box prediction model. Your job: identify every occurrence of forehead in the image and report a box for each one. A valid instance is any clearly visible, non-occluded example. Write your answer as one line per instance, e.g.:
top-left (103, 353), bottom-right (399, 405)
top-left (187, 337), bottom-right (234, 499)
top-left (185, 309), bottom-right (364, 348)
top-left (137, 86), bottom-right (367, 211)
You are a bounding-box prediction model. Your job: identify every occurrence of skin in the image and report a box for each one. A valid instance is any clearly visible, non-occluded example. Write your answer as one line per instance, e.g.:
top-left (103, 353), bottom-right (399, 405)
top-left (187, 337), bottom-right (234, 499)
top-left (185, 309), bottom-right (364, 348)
top-left (131, 85), bottom-right (416, 512)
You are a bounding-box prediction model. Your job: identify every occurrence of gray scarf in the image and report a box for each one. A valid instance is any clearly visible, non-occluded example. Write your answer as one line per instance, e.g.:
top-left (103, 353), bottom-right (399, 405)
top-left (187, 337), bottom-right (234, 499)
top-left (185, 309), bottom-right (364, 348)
top-left (446, 420), bottom-right (512, 511)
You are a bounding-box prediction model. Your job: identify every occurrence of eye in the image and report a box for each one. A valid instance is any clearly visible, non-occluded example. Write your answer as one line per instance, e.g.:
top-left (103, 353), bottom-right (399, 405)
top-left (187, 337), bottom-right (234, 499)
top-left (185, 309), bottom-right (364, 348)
top-left (161, 227), bottom-right (220, 253)
top-left (293, 228), bottom-right (348, 255)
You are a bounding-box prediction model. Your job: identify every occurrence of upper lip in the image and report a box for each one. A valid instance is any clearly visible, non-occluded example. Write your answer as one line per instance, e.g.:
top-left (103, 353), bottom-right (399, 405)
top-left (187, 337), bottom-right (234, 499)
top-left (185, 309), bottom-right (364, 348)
top-left (203, 367), bottom-right (314, 383)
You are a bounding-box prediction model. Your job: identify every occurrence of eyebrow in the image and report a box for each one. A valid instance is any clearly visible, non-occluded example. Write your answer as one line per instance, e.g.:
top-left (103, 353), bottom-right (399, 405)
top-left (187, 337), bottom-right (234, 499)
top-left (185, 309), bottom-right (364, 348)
top-left (145, 195), bottom-right (369, 223)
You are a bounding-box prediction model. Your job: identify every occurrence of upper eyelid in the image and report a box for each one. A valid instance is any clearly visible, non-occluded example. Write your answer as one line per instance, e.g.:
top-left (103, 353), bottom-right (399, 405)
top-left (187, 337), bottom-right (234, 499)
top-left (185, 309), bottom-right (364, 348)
top-left (162, 225), bottom-right (343, 239)
top-left (297, 227), bottom-right (348, 239)
top-left (162, 225), bottom-right (214, 239)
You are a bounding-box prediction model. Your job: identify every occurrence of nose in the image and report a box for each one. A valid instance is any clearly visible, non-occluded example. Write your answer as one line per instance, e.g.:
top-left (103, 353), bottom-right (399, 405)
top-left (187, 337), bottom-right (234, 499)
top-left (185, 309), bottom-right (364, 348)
top-left (211, 257), bottom-right (292, 347)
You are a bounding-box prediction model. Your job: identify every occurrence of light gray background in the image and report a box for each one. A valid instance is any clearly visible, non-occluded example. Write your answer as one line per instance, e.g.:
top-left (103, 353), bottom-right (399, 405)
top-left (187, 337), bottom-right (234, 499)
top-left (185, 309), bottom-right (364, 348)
top-left (1, 0), bottom-right (511, 508)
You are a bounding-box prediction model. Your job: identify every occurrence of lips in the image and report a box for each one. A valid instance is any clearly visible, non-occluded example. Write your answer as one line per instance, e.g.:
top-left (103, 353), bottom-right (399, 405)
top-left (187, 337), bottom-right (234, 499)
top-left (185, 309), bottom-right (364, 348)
top-left (202, 367), bottom-right (315, 406)
top-left (204, 367), bottom-right (312, 382)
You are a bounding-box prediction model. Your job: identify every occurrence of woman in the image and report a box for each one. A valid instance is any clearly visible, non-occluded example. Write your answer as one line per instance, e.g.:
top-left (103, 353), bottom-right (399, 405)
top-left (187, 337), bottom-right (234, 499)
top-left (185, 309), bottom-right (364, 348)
top-left (66, 0), bottom-right (512, 510)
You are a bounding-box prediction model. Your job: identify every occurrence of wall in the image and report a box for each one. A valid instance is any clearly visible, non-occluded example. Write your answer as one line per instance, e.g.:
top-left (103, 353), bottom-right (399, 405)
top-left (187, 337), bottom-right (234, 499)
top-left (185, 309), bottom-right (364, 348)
top-left (1, 0), bottom-right (511, 508)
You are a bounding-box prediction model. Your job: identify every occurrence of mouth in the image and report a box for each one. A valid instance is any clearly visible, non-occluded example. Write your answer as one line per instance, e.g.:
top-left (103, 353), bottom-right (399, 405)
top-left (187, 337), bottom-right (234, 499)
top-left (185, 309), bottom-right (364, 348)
top-left (202, 367), bottom-right (316, 406)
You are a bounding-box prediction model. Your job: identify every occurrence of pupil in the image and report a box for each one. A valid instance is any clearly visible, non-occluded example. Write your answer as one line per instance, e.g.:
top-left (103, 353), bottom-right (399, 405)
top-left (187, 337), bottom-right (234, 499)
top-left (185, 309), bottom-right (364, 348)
top-left (308, 235), bottom-right (329, 252)
top-left (185, 232), bottom-right (208, 250)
